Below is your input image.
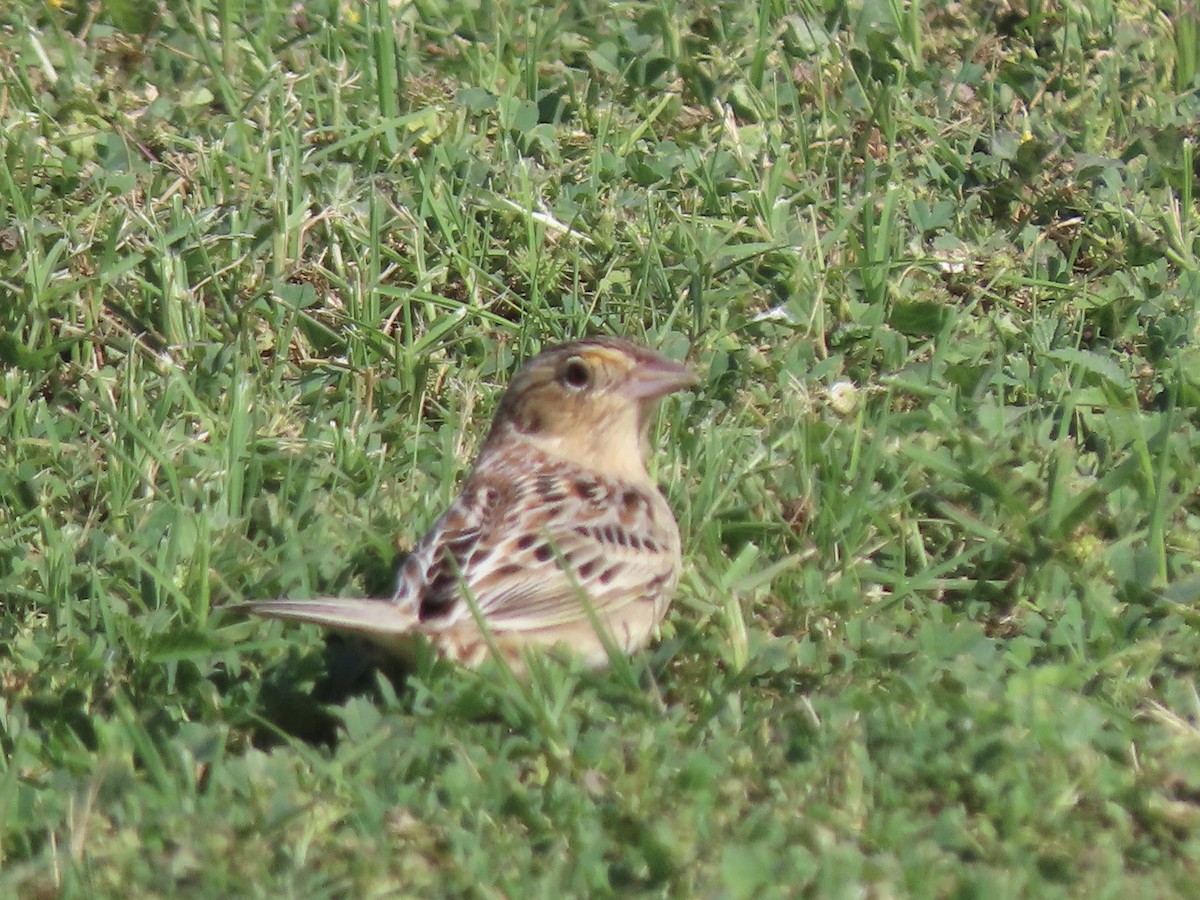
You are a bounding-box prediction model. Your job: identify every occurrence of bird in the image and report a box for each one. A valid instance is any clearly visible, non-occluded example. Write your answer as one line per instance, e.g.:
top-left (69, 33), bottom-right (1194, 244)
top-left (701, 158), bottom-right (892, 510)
top-left (240, 336), bottom-right (698, 673)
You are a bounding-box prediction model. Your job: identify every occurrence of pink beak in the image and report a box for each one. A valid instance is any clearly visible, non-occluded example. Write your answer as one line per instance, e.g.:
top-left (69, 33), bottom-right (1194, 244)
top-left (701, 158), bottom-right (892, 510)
top-left (624, 352), bottom-right (699, 401)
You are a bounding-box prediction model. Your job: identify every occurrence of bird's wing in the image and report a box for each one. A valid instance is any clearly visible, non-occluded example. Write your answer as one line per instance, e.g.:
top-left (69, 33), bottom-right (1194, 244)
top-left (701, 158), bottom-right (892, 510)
top-left (414, 460), bottom-right (680, 633)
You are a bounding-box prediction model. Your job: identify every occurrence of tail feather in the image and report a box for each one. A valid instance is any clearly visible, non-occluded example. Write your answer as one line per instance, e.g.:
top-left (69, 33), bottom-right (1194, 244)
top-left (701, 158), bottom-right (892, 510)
top-left (238, 597), bottom-right (418, 639)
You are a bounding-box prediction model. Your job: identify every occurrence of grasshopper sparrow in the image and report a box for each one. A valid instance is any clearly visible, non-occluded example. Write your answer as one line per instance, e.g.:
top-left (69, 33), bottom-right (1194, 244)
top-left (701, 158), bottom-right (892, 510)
top-left (243, 337), bottom-right (697, 671)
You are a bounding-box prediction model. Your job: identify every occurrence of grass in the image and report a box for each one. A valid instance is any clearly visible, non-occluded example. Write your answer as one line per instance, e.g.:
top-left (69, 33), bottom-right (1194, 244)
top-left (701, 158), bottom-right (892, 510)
top-left (2, 0), bottom-right (1200, 894)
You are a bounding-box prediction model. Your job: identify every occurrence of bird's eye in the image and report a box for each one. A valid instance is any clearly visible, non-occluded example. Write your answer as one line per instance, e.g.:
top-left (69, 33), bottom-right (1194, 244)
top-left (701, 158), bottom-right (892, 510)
top-left (560, 357), bottom-right (592, 391)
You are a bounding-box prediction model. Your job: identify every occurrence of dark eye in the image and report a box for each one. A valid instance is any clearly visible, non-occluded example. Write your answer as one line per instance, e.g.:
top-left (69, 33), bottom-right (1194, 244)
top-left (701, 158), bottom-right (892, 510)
top-left (560, 356), bottom-right (592, 391)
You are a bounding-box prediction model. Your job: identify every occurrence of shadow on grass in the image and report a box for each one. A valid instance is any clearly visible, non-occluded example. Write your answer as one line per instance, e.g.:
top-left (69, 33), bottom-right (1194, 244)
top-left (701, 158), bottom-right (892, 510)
top-left (239, 545), bottom-right (413, 747)
top-left (252, 636), bottom-right (412, 748)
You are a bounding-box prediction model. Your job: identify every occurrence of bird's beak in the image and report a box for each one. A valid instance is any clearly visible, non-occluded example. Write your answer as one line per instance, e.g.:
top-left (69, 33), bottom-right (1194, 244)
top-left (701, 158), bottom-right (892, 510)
top-left (623, 352), bottom-right (699, 401)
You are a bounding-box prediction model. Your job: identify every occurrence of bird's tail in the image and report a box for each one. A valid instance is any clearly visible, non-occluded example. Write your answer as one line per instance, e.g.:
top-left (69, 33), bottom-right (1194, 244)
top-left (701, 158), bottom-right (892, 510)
top-left (236, 597), bottom-right (419, 649)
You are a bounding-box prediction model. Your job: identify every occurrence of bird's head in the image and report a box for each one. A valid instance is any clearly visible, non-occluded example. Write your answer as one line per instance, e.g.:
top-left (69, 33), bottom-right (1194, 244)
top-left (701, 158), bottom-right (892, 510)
top-left (484, 337), bottom-right (697, 481)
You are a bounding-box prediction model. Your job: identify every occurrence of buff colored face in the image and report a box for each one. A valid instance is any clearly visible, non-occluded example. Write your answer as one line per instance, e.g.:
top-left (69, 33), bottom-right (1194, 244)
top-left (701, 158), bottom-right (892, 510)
top-left (489, 338), bottom-right (698, 482)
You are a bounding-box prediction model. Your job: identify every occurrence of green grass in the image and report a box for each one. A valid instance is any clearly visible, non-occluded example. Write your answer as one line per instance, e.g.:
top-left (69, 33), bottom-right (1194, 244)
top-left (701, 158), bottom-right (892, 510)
top-left (3, 0), bottom-right (1200, 894)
